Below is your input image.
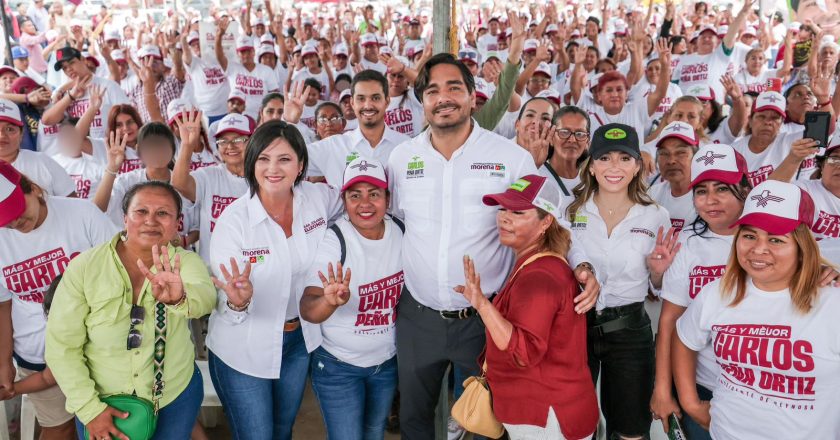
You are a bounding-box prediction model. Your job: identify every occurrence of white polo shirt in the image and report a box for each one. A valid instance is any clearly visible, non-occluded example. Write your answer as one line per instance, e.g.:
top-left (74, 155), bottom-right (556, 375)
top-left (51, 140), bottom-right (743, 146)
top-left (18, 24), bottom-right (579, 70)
top-left (570, 199), bottom-right (671, 310)
top-left (648, 181), bottom-right (696, 231)
top-left (732, 127), bottom-right (814, 186)
top-left (308, 127), bottom-right (410, 187)
top-left (305, 217), bottom-right (403, 368)
top-left (796, 180), bottom-right (840, 241)
top-left (662, 228), bottom-right (732, 389)
top-left (12, 149), bottom-right (76, 196)
top-left (207, 182), bottom-right (342, 378)
top-left (0, 197), bottom-right (116, 364)
top-left (387, 122), bottom-right (538, 310)
top-left (677, 279), bottom-right (840, 439)
top-left (191, 165), bottom-right (249, 263)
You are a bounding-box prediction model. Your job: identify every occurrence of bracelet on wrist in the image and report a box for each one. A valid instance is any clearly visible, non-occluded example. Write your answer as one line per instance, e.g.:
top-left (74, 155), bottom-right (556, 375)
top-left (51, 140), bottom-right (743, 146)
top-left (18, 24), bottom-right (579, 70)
top-left (104, 167), bottom-right (118, 176)
top-left (171, 293), bottom-right (187, 307)
top-left (227, 299), bottom-right (250, 312)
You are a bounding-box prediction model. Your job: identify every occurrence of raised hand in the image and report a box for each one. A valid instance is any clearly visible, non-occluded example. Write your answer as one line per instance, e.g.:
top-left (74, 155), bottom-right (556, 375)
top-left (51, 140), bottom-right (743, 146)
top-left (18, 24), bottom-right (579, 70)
top-left (483, 60), bottom-right (503, 85)
top-left (217, 16), bottom-right (230, 35)
top-left (720, 74), bottom-right (742, 100)
top-left (69, 74), bottom-right (92, 100)
top-left (520, 120), bottom-right (554, 166)
top-left (573, 44), bottom-right (587, 65)
top-left (384, 55), bottom-right (405, 75)
top-left (175, 109), bottom-right (203, 149)
top-left (536, 42), bottom-right (551, 62)
top-left (317, 262), bottom-right (352, 307)
top-left (89, 85), bottom-right (105, 111)
top-left (811, 69), bottom-right (832, 101)
top-left (212, 257), bottom-right (254, 309)
top-left (27, 88), bottom-right (51, 108)
top-left (137, 245), bottom-right (185, 305)
top-left (453, 255), bottom-right (488, 311)
top-left (283, 81), bottom-right (311, 124)
top-left (106, 129), bottom-right (127, 173)
top-left (646, 226), bottom-right (681, 277)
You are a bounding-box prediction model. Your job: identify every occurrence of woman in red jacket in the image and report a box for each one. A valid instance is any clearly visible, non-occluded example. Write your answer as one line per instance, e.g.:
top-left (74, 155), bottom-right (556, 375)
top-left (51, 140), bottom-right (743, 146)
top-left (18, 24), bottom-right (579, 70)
top-left (456, 174), bottom-right (598, 440)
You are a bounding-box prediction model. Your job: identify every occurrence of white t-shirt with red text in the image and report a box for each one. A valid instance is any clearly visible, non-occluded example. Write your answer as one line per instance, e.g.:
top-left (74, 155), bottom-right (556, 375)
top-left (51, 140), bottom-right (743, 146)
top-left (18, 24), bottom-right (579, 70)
top-left (674, 45), bottom-right (732, 105)
top-left (662, 228), bottom-right (732, 389)
top-left (191, 165), bottom-right (248, 263)
top-left (225, 62), bottom-right (280, 120)
top-left (648, 181), bottom-right (696, 231)
top-left (629, 79), bottom-right (684, 136)
top-left (60, 76), bottom-right (130, 139)
top-left (0, 197), bottom-right (117, 364)
top-left (795, 180), bottom-right (840, 240)
top-left (89, 138), bottom-right (143, 175)
top-left (52, 153), bottom-right (105, 199)
top-left (186, 56), bottom-right (231, 117)
top-left (585, 97), bottom-right (650, 145)
top-left (385, 92), bottom-right (425, 138)
top-left (305, 217), bottom-right (403, 368)
top-left (290, 68), bottom-right (331, 101)
top-left (735, 68), bottom-right (780, 94)
top-left (732, 127), bottom-right (814, 186)
top-left (12, 149), bottom-right (75, 196)
top-left (36, 121), bottom-right (61, 157)
top-left (677, 279), bottom-right (840, 439)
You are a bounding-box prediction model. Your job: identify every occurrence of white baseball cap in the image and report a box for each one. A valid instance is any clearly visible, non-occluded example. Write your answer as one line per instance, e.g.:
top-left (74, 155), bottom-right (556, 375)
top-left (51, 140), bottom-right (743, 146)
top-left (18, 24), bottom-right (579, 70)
top-left (360, 33), bottom-right (379, 47)
top-left (342, 157), bottom-right (387, 191)
top-left (656, 121), bottom-right (698, 148)
top-left (215, 113), bottom-right (254, 137)
top-left (228, 89), bottom-right (247, 104)
top-left (259, 34), bottom-right (274, 46)
top-left (257, 45), bottom-right (277, 59)
top-left (187, 31), bottom-right (200, 44)
top-left (301, 44), bottom-right (318, 57)
top-left (0, 98), bottom-right (23, 127)
top-left (742, 26), bottom-right (757, 37)
top-left (166, 98), bottom-right (193, 125)
top-left (689, 143), bottom-right (748, 188)
top-left (732, 180), bottom-right (815, 235)
top-left (236, 35), bottom-right (255, 52)
top-left (534, 62), bottom-right (551, 78)
top-left (536, 88), bottom-right (561, 105)
top-left (545, 23), bottom-right (559, 34)
top-left (339, 89), bottom-right (352, 102)
top-left (686, 84), bottom-right (715, 101)
top-left (379, 45), bottom-right (393, 56)
top-left (333, 43), bottom-right (349, 57)
top-left (138, 45), bottom-right (163, 60)
top-left (716, 25), bottom-right (729, 37)
top-left (475, 80), bottom-right (493, 100)
top-left (524, 39), bottom-right (539, 52)
top-left (753, 91), bottom-right (786, 117)
top-left (112, 49), bottom-right (127, 64)
top-left (105, 29), bottom-right (121, 42)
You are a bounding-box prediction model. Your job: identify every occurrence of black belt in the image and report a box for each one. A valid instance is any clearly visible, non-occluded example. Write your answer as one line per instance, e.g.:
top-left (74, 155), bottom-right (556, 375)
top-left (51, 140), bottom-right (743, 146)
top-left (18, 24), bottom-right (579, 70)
top-left (13, 352), bottom-right (46, 372)
top-left (407, 288), bottom-right (494, 320)
top-left (587, 302), bottom-right (646, 337)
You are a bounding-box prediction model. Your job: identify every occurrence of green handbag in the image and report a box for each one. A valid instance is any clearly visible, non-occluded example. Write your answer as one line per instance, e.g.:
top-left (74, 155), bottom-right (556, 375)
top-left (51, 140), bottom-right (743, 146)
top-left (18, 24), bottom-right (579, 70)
top-left (84, 302), bottom-right (167, 440)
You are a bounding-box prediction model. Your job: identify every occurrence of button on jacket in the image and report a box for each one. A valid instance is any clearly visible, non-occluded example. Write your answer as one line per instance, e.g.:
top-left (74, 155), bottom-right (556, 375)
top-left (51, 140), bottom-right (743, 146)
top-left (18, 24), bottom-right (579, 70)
top-left (387, 121), bottom-right (538, 311)
top-left (570, 198), bottom-right (671, 310)
top-left (308, 127), bottom-right (410, 187)
top-left (207, 182), bottom-right (342, 378)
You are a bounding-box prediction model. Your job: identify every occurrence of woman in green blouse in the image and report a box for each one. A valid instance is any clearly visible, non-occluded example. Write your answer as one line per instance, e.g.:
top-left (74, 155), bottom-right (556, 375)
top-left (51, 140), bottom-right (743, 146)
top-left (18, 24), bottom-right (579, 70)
top-left (45, 181), bottom-right (217, 440)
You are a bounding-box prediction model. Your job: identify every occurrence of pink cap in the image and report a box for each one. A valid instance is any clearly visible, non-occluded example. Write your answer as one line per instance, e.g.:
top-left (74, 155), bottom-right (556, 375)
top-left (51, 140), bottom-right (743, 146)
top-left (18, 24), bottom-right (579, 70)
top-left (732, 180), bottom-right (815, 235)
top-left (227, 89), bottom-right (247, 104)
top-left (753, 91), bottom-right (785, 117)
top-left (0, 161), bottom-right (25, 228)
top-left (523, 39), bottom-right (539, 52)
top-left (342, 157), bottom-right (387, 191)
top-left (656, 121), bottom-right (698, 148)
top-left (536, 88), bottom-right (561, 105)
top-left (689, 143), bottom-right (748, 188)
top-left (166, 98), bottom-right (192, 125)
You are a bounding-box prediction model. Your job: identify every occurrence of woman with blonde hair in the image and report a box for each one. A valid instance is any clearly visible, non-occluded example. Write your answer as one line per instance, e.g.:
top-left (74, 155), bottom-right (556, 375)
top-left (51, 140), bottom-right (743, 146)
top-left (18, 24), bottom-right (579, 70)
top-left (566, 123), bottom-right (673, 439)
top-left (673, 179), bottom-right (840, 438)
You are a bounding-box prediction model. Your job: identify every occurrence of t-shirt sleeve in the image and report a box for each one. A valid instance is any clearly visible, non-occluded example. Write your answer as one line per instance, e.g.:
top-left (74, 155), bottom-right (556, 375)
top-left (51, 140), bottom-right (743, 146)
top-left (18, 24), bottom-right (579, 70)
top-left (661, 237), bottom-right (691, 307)
top-left (305, 228), bottom-right (342, 288)
top-left (42, 155), bottom-right (76, 196)
top-left (675, 281), bottom-right (717, 351)
top-left (84, 202), bottom-right (120, 245)
top-left (107, 81), bottom-right (130, 105)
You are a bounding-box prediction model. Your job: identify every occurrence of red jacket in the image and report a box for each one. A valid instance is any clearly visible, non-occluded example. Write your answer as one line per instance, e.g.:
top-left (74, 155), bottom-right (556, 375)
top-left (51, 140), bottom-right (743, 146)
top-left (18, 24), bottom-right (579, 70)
top-left (485, 251), bottom-right (598, 439)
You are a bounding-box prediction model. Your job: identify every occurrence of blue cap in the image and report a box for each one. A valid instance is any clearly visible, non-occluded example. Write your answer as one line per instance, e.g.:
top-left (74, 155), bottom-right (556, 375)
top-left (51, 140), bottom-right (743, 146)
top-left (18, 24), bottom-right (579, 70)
top-left (11, 47), bottom-right (29, 60)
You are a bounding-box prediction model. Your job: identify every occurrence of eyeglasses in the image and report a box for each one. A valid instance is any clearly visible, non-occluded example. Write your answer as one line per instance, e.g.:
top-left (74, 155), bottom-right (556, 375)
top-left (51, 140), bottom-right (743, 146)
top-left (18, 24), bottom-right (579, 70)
top-left (556, 128), bottom-right (589, 140)
top-left (317, 116), bottom-right (344, 125)
top-left (127, 305), bottom-right (145, 350)
top-left (529, 78), bottom-right (551, 85)
top-left (215, 136), bottom-right (249, 148)
top-left (128, 208), bottom-right (176, 223)
top-left (825, 157), bottom-right (840, 167)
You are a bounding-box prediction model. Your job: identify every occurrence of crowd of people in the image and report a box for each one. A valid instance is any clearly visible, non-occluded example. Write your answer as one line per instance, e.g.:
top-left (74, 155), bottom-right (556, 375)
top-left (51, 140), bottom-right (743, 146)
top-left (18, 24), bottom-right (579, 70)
top-left (1, 0), bottom-right (840, 439)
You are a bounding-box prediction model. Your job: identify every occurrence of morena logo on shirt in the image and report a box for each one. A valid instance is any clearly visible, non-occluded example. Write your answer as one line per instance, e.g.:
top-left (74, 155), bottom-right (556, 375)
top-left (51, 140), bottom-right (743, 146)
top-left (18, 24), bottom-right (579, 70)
top-left (604, 128), bottom-right (626, 140)
top-left (406, 156), bottom-right (424, 179)
top-left (241, 247), bottom-right (270, 264)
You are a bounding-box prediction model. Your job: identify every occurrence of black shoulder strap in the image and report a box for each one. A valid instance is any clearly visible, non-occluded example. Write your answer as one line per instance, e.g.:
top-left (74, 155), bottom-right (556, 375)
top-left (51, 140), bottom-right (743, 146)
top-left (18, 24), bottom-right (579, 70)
top-left (329, 224), bottom-right (346, 265)
top-left (392, 217), bottom-right (406, 233)
top-left (543, 162), bottom-right (571, 197)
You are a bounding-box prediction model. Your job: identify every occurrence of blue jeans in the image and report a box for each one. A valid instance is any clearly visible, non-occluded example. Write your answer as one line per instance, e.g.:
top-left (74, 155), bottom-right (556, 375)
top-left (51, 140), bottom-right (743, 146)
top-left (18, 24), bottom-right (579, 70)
top-left (681, 384), bottom-right (713, 440)
top-left (75, 364), bottom-right (203, 440)
top-left (208, 326), bottom-right (309, 440)
top-left (310, 346), bottom-right (397, 440)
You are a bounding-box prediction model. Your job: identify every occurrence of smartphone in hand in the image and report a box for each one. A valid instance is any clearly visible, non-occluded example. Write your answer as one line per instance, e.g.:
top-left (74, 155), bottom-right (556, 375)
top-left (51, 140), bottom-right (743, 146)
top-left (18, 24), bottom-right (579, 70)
top-left (804, 111), bottom-right (831, 148)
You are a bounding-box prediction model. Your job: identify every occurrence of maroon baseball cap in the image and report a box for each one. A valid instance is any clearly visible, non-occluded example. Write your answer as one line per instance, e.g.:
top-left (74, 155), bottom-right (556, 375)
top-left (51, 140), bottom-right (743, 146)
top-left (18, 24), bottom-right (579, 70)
top-left (689, 143), bottom-right (748, 188)
top-left (731, 180), bottom-right (814, 235)
top-left (482, 175), bottom-right (562, 215)
top-left (0, 161), bottom-right (26, 228)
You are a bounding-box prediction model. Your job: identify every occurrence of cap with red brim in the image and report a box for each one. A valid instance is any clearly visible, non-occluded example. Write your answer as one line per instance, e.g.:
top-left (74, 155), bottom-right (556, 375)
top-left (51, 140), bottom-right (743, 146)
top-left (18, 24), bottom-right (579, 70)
top-left (0, 161), bottom-right (25, 228)
top-left (730, 180), bottom-right (814, 235)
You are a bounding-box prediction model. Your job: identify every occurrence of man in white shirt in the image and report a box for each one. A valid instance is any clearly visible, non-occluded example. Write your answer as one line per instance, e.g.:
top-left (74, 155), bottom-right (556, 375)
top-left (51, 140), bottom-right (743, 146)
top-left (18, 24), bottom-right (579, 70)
top-left (387, 53), bottom-right (598, 439)
top-left (305, 70), bottom-right (409, 186)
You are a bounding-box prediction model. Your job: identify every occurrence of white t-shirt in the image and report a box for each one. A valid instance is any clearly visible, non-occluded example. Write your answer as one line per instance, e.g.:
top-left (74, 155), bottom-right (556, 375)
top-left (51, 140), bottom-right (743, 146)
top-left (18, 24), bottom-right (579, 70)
top-left (186, 57), bottom-right (231, 117)
top-left (586, 97), bottom-right (650, 144)
top-left (119, 73), bottom-right (140, 98)
top-left (306, 217), bottom-right (403, 368)
top-left (735, 68), bottom-right (780, 94)
top-left (290, 68), bottom-right (331, 101)
top-left (385, 92), bottom-right (425, 138)
top-left (677, 279), bottom-right (840, 439)
top-left (35, 121), bottom-right (61, 157)
top-left (225, 62), bottom-right (280, 120)
top-left (105, 169), bottom-right (198, 238)
top-left (359, 58), bottom-right (387, 74)
top-left (662, 228), bottom-right (732, 389)
top-left (52, 153), bottom-right (105, 199)
top-left (299, 102), bottom-right (323, 131)
top-left (0, 197), bottom-right (117, 364)
top-left (12, 149), bottom-right (75, 196)
top-left (674, 45), bottom-right (732, 105)
top-left (628, 80), bottom-right (684, 135)
top-left (191, 165), bottom-right (249, 263)
top-left (537, 163), bottom-right (579, 218)
top-left (60, 76), bottom-right (130, 139)
top-left (795, 180), bottom-right (840, 240)
top-left (648, 181), bottom-right (696, 231)
top-left (732, 127), bottom-right (815, 186)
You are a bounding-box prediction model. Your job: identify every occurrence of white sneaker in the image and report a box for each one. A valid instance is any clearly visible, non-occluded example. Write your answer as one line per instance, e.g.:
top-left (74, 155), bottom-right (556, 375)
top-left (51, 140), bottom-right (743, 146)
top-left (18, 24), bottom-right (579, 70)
top-left (447, 416), bottom-right (466, 440)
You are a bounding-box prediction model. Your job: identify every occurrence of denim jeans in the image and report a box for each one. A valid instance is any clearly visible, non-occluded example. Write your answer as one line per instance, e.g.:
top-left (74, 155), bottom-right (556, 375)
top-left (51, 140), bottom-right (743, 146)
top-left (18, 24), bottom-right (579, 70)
top-left (75, 364), bottom-right (203, 440)
top-left (310, 346), bottom-right (398, 440)
top-left (208, 326), bottom-right (310, 440)
top-left (681, 384), bottom-right (713, 440)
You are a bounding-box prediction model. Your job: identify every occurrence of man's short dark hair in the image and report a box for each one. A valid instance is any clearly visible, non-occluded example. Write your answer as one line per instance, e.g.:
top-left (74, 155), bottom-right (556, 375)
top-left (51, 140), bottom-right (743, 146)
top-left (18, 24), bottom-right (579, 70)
top-left (350, 69), bottom-right (388, 97)
top-left (413, 53), bottom-right (475, 103)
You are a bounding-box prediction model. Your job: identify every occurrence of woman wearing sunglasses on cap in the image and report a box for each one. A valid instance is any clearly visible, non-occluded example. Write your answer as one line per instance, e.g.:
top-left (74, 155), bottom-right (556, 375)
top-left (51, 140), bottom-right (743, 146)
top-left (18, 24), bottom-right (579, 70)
top-left (207, 120), bottom-right (342, 440)
top-left (457, 174), bottom-right (598, 440)
top-left (565, 122), bottom-right (672, 440)
top-left (0, 162), bottom-right (116, 439)
top-left (44, 180), bottom-right (217, 440)
top-left (299, 157), bottom-right (404, 440)
top-left (673, 179), bottom-right (840, 438)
